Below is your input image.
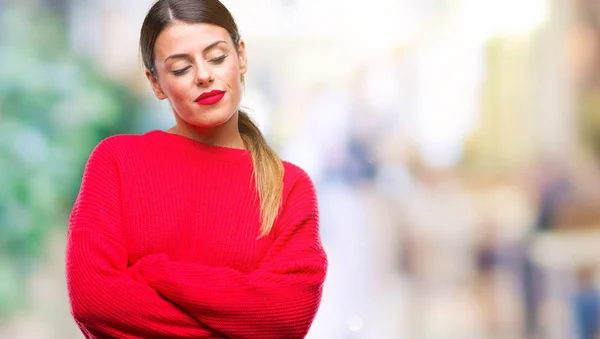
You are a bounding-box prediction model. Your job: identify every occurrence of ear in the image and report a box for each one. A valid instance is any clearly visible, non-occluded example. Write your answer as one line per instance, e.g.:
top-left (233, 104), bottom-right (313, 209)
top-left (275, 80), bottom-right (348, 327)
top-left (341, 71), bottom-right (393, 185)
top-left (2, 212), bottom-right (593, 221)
top-left (145, 69), bottom-right (167, 100)
top-left (237, 39), bottom-right (248, 76)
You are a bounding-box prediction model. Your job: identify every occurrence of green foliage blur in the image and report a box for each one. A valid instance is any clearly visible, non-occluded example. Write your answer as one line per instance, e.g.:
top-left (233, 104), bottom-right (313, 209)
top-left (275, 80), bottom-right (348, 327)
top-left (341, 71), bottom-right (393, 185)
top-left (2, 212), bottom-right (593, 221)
top-left (0, 3), bottom-right (142, 317)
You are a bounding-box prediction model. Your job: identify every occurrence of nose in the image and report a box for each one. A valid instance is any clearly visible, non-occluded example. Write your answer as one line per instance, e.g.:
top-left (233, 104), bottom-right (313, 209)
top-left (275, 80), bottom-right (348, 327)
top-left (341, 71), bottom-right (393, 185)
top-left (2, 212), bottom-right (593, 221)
top-left (194, 62), bottom-right (214, 86)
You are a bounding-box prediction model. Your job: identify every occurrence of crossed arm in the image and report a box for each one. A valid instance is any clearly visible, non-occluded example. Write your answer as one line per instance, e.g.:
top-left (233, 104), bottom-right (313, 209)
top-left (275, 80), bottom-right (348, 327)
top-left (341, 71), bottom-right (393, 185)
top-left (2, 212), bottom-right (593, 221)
top-left (66, 141), bottom-right (222, 338)
top-left (66, 141), bottom-right (327, 338)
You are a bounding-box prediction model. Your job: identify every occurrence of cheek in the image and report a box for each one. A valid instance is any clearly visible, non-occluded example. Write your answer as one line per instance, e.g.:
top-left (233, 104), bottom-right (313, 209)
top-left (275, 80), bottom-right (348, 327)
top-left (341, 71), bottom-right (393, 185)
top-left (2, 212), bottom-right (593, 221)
top-left (164, 78), bottom-right (192, 102)
top-left (216, 64), bottom-right (241, 87)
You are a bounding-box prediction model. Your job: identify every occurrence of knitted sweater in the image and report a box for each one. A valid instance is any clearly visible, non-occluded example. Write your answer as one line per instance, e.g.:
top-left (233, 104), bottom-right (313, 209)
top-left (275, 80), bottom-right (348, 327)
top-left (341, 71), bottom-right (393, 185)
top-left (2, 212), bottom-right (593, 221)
top-left (66, 130), bottom-right (327, 338)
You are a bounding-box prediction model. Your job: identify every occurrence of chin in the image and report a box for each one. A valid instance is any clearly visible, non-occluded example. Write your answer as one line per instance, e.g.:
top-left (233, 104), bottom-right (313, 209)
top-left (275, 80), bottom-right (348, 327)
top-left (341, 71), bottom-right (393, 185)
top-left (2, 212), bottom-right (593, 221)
top-left (189, 114), bottom-right (233, 129)
top-left (177, 105), bottom-right (237, 128)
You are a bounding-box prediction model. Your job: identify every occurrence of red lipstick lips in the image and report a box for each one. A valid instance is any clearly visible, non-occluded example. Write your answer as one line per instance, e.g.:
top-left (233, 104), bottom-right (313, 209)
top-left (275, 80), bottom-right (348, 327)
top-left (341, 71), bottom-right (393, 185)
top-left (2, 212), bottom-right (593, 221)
top-left (195, 90), bottom-right (225, 105)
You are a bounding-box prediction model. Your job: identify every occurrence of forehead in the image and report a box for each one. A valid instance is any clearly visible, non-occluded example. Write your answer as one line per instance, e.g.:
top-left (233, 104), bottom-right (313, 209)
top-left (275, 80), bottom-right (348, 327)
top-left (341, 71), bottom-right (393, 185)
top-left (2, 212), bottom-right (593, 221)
top-left (154, 21), bottom-right (232, 58)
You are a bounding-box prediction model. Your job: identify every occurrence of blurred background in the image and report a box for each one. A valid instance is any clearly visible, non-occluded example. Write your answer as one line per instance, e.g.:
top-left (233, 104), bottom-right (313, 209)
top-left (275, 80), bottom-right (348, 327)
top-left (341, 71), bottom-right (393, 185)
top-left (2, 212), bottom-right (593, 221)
top-left (2, 0), bottom-right (600, 338)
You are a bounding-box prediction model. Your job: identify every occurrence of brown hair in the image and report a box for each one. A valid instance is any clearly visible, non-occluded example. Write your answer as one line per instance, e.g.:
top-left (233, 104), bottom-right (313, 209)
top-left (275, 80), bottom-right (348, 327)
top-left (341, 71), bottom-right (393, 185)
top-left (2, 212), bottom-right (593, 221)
top-left (140, 0), bottom-right (284, 237)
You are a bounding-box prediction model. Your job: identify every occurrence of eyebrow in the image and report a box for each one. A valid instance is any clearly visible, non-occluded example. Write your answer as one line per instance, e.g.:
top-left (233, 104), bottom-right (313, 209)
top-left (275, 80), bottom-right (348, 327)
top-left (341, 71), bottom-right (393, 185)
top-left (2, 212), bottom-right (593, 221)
top-left (164, 40), bottom-right (227, 62)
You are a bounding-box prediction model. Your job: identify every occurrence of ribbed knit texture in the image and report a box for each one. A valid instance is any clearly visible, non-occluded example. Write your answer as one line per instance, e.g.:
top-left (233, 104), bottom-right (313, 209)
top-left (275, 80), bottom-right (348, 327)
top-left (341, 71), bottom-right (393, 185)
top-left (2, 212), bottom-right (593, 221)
top-left (66, 130), bottom-right (328, 339)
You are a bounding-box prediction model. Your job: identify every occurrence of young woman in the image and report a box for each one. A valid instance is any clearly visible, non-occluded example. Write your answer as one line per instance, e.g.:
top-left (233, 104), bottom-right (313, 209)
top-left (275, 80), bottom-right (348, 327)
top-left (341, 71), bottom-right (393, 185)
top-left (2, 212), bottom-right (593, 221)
top-left (65, 0), bottom-right (328, 338)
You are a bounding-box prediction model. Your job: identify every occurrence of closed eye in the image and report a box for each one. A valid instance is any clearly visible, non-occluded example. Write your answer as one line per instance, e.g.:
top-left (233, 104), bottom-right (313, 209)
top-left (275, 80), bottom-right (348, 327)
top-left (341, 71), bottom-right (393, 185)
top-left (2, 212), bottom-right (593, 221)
top-left (210, 54), bottom-right (228, 64)
top-left (172, 66), bottom-right (191, 76)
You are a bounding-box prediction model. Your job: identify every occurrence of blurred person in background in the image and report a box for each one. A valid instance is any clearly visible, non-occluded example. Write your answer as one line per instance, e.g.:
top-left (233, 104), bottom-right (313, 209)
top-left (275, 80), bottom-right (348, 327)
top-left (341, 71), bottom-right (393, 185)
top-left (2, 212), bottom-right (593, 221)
top-left (524, 160), bottom-right (571, 338)
top-left (65, 0), bottom-right (327, 338)
top-left (572, 267), bottom-right (600, 339)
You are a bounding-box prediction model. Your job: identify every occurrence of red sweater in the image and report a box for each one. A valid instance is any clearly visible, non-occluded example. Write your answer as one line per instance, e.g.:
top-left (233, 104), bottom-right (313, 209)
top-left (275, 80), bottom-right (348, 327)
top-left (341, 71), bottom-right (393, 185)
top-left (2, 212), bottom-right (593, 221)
top-left (66, 130), bottom-right (328, 339)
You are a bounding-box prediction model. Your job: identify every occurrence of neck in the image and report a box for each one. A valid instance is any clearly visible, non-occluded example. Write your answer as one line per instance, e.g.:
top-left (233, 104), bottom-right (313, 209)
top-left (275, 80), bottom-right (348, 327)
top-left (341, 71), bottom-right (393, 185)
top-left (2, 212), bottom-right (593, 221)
top-left (169, 112), bottom-right (246, 150)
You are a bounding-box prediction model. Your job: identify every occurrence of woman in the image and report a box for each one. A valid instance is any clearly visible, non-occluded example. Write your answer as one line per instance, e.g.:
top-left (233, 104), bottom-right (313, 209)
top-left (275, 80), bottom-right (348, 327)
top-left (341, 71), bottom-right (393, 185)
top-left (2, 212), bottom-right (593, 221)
top-left (65, 0), bottom-right (328, 338)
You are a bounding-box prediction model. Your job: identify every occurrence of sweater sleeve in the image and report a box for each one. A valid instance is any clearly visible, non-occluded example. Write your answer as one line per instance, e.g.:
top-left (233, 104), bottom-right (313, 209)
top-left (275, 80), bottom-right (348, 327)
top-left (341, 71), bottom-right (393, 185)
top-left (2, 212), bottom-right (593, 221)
top-left (129, 169), bottom-right (328, 339)
top-left (66, 138), bottom-right (221, 339)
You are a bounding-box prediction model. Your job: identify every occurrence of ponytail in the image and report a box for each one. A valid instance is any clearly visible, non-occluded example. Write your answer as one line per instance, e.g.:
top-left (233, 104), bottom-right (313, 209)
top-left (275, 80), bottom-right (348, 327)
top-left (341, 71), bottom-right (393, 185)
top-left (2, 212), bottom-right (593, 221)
top-left (238, 110), bottom-right (284, 238)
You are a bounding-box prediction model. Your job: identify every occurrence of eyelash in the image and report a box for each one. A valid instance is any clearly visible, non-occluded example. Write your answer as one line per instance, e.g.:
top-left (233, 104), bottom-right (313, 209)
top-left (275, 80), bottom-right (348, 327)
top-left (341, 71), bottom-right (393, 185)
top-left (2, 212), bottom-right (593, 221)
top-left (171, 54), bottom-right (229, 76)
top-left (211, 54), bottom-right (228, 64)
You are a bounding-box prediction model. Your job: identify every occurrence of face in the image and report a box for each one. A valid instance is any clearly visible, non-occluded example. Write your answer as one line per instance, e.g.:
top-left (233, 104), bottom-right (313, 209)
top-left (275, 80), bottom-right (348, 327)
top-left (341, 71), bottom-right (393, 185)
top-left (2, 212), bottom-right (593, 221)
top-left (147, 21), bottom-right (247, 129)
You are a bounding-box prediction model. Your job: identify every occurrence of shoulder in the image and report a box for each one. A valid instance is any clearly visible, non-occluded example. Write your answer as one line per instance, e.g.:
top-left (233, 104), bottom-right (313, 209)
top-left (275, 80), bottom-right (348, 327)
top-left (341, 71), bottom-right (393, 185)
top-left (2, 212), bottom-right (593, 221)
top-left (282, 161), bottom-right (315, 189)
top-left (272, 161), bottom-right (319, 232)
top-left (88, 132), bottom-right (157, 161)
top-left (281, 161), bottom-right (318, 207)
top-left (92, 133), bottom-right (146, 154)
top-left (81, 133), bottom-right (155, 178)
